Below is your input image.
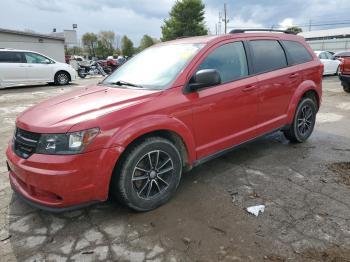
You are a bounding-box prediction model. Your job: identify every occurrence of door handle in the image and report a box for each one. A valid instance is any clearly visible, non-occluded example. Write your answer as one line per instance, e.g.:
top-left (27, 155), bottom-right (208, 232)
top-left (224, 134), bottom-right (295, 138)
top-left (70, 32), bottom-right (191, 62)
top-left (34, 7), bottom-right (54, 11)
top-left (242, 85), bottom-right (257, 92)
top-left (289, 73), bottom-right (299, 79)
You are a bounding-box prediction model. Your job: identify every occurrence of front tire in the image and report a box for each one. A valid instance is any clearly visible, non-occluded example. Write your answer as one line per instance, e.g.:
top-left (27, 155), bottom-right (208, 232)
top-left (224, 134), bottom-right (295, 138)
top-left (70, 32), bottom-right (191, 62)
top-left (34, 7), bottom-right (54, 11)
top-left (283, 98), bottom-right (317, 143)
top-left (112, 137), bottom-right (182, 211)
top-left (54, 71), bottom-right (70, 85)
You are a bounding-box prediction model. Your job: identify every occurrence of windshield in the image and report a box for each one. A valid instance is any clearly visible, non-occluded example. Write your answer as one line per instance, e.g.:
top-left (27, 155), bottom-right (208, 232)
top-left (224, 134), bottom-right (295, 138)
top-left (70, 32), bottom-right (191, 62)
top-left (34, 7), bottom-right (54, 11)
top-left (103, 43), bottom-right (204, 89)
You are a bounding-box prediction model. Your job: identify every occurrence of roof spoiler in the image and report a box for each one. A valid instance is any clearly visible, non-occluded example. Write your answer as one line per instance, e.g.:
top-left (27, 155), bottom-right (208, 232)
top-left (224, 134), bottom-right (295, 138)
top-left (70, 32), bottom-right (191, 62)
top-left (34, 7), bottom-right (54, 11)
top-left (229, 29), bottom-right (296, 35)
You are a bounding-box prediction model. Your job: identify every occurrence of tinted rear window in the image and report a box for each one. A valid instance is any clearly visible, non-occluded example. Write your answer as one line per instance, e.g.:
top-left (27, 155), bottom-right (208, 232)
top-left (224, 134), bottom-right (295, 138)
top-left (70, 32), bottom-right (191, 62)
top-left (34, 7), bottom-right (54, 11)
top-left (0, 51), bottom-right (23, 63)
top-left (283, 40), bottom-right (313, 65)
top-left (249, 40), bottom-right (287, 74)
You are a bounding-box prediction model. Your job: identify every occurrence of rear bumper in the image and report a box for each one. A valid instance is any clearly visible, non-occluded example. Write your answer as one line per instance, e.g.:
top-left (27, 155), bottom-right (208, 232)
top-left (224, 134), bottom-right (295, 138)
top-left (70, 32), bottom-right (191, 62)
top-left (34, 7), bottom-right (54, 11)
top-left (6, 143), bottom-right (120, 211)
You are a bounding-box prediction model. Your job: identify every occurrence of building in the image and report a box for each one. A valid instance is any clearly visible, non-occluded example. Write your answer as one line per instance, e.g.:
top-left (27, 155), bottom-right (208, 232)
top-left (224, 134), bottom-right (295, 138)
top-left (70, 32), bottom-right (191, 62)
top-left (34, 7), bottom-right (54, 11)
top-left (299, 27), bottom-right (350, 52)
top-left (50, 29), bottom-right (78, 48)
top-left (0, 28), bottom-right (65, 62)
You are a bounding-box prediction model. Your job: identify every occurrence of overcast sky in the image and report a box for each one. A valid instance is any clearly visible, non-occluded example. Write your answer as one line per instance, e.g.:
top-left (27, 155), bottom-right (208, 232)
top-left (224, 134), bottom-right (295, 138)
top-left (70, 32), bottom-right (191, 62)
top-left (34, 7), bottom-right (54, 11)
top-left (1, 0), bottom-right (350, 45)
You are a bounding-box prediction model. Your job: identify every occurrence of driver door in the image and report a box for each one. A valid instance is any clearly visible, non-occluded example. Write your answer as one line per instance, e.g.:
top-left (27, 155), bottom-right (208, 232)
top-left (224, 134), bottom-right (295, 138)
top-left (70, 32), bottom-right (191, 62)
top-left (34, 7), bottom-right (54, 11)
top-left (24, 52), bottom-right (54, 82)
top-left (187, 41), bottom-right (258, 159)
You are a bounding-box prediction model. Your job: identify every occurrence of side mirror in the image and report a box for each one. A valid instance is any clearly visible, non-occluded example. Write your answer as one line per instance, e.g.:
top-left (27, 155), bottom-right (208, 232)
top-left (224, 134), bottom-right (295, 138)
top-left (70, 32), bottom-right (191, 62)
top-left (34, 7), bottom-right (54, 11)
top-left (187, 69), bottom-right (221, 92)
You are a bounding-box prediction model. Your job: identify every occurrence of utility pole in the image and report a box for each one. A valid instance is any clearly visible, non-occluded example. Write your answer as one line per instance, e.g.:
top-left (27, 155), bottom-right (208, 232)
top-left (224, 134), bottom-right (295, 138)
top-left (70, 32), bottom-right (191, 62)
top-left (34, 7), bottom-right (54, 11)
top-left (218, 12), bottom-right (222, 34)
top-left (222, 3), bottom-right (229, 34)
top-left (308, 19), bottom-right (312, 31)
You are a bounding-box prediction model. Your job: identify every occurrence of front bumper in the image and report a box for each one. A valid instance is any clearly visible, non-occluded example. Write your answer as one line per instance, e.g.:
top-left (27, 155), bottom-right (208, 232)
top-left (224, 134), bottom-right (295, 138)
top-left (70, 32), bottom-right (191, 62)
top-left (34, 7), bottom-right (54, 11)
top-left (6, 143), bottom-right (120, 211)
top-left (70, 69), bottom-right (77, 81)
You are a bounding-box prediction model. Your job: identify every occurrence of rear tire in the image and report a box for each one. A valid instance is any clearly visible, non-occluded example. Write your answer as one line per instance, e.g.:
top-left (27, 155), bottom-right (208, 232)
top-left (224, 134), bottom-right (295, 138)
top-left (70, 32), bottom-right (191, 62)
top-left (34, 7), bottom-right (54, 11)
top-left (111, 137), bottom-right (182, 211)
top-left (54, 71), bottom-right (70, 85)
top-left (78, 69), bottom-right (86, 79)
top-left (283, 98), bottom-right (317, 143)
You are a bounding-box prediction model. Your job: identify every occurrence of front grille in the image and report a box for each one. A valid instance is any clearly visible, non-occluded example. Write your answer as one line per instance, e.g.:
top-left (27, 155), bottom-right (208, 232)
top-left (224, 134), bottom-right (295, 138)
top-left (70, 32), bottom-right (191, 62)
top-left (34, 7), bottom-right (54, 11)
top-left (13, 128), bottom-right (40, 159)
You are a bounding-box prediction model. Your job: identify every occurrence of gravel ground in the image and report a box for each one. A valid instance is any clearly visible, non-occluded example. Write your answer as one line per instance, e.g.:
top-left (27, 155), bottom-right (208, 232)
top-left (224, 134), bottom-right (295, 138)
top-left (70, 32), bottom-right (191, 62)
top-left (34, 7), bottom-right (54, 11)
top-left (0, 76), bottom-right (349, 261)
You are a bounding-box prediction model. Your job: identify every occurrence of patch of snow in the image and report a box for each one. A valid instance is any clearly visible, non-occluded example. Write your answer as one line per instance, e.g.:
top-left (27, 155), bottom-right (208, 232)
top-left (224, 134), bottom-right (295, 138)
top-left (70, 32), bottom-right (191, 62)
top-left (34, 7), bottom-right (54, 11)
top-left (246, 205), bottom-right (265, 217)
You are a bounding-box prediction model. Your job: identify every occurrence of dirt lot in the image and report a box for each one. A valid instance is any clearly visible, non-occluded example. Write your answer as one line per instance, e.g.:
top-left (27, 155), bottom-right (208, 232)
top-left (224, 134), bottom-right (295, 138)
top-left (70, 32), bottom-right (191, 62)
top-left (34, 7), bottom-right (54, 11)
top-left (0, 76), bottom-right (349, 261)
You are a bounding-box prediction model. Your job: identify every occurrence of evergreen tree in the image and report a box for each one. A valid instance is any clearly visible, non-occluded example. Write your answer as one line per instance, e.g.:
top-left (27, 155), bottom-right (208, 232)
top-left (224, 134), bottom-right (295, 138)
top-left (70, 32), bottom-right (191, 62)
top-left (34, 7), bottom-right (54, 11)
top-left (161, 0), bottom-right (208, 41)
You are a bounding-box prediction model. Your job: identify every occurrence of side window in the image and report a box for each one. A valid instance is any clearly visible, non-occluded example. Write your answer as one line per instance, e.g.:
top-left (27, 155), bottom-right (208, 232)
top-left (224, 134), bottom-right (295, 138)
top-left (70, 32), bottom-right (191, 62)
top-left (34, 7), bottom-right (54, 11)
top-left (249, 40), bottom-right (287, 73)
top-left (197, 41), bottom-right (248, 83)
top-left (0, 52), bottom-right (23, 63)
top-left (282, 40), bottom-right (313, 65)
top-left (325, 52), bottom-right (333, 60)
top-left (24, 53), bottom-right (50, 64)
top-left (319, 52), bottom-right (327, 59)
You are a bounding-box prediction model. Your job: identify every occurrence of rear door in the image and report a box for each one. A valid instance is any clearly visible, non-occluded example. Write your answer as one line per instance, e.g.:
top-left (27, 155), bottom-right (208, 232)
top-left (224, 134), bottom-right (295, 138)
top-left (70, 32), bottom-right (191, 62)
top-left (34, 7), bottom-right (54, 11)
top-left (0, 51), bottom-right (27, 86)
top-left (188, 41), bottom-right (259, 159)
top-left (248, 39), bottom-right (294, 134)
top-left (24, 52), bottom-right (54, 82)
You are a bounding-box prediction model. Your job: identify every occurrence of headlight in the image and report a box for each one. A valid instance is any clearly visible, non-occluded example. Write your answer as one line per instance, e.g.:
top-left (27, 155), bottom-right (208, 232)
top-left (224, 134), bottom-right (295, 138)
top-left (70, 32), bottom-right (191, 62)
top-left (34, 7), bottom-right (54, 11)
top-left (36, 128), bottom-right (99, 155)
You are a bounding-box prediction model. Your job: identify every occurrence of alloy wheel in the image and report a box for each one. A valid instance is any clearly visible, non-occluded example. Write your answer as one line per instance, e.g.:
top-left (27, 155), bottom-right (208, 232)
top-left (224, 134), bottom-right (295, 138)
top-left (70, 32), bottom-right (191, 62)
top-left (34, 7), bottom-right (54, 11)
top-left (57, 73), bottom-right (68, 85)
top-left (297, 105), bottom-right (313, 136)
top-left (132, 150), bottom-right (174, 200)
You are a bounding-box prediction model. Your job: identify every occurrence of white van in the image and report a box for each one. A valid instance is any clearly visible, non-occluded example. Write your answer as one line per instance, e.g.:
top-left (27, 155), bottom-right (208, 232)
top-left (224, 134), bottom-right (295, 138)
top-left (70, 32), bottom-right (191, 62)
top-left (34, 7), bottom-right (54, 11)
top-left (0, 48), bottom-right (76, 88)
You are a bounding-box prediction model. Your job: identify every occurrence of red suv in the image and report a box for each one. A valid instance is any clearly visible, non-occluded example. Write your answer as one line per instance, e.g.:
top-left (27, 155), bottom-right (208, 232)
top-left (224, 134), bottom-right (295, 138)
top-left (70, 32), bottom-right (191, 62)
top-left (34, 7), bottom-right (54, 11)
top-left (338, 54), bottom-right (350, 93)
top-left (6, 30), bottom-right (323, 212)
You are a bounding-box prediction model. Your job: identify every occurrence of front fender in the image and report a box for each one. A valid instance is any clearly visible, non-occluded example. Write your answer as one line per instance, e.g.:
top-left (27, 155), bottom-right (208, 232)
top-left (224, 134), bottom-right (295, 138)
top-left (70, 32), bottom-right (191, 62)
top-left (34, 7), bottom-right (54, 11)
top-left (108, 114), bottom-right (197, 164)
top-left (286, 80), bottom-right (320, 124)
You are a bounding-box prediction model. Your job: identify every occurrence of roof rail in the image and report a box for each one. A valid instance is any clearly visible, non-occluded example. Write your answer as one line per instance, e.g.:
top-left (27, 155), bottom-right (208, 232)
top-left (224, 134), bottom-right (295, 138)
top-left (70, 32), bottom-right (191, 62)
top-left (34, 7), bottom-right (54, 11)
top-left (229, 29), bottom-right (296, 35)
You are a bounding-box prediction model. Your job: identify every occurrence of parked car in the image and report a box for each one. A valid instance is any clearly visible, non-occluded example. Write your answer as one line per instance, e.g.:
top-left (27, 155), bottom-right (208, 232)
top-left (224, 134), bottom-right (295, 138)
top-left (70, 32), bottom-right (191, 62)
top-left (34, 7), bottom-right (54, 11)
top-left (334, 50), bottom-right (350, 59)
top-left (6, 30), bottom-right (323, 212)
top-left (338, 54), bottom-right (350, 93)
top-left (0, 49), bottom-right (76, 88)
top-left (314, 50), bottom-right (340, 75)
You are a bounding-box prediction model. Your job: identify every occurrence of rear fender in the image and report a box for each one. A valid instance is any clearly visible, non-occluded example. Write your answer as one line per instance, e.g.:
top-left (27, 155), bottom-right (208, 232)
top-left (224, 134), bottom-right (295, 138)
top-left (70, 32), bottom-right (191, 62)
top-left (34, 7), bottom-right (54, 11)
top-left (286, 80), bottom-right (320, 124)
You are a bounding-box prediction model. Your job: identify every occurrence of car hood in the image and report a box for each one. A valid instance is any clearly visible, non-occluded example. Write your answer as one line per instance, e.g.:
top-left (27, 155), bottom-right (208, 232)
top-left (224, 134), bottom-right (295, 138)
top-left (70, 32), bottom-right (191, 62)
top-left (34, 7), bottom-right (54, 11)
top-left (16, 85), bottom-right (161, 133)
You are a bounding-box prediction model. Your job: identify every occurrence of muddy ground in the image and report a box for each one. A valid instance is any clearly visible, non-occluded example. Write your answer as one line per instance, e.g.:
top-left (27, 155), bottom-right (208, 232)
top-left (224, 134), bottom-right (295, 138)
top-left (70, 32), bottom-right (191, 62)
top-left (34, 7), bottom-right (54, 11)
top-left (0, 76), bottom-right (349, 261)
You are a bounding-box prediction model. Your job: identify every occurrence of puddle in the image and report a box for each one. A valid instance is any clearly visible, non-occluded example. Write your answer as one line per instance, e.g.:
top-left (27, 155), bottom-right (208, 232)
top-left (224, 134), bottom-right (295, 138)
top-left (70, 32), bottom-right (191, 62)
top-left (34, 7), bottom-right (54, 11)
top-left (328, 162), bottom-right (350, 186)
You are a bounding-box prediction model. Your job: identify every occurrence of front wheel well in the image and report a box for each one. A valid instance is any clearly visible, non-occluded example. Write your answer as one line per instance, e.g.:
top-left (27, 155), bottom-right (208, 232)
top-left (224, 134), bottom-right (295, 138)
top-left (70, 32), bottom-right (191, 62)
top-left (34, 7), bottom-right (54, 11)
top-left (114, 130), bottom-right (190, 173)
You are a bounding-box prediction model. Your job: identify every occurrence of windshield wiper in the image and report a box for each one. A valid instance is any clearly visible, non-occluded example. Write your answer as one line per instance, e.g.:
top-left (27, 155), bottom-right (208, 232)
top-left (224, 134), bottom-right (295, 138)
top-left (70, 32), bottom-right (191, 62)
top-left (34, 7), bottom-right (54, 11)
top-left (109, 80), bottom-right (143, 88)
